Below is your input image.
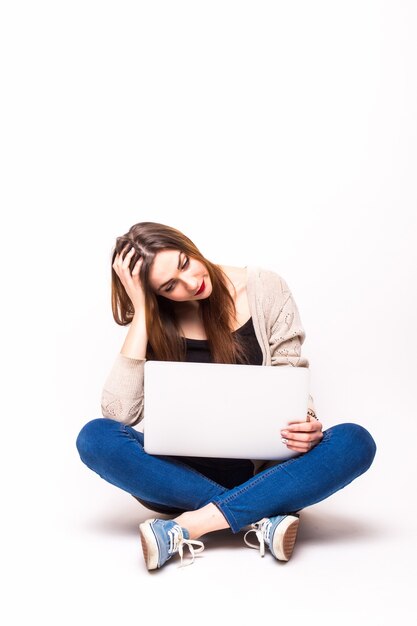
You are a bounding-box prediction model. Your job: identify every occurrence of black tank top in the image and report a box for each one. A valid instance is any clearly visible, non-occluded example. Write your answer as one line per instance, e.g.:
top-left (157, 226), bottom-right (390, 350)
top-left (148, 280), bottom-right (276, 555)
top-left (185, 316), bottom-right (263, 365)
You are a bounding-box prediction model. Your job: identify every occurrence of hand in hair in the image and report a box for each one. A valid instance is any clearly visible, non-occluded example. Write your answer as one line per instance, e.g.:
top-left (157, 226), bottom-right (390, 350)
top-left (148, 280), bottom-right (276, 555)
top-left (113, 245), bottom-right (146, 313)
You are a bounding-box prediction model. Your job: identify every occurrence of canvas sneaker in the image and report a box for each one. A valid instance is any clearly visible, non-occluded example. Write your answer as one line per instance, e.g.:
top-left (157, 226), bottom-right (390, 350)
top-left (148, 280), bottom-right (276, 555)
top-left (139, 518), bottom-right (205, 570)
top-left (244, 514), bottom-right (300, 561)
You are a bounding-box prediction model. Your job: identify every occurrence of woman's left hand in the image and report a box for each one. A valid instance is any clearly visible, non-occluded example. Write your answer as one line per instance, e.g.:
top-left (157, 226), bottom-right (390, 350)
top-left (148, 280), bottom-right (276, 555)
top-left (280, 417), bottom-right (324, 453)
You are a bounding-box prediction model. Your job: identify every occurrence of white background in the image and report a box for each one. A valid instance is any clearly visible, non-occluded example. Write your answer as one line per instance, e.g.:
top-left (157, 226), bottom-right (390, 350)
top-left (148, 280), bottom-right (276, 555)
top-left (1, 1), bottom-right (416, 624)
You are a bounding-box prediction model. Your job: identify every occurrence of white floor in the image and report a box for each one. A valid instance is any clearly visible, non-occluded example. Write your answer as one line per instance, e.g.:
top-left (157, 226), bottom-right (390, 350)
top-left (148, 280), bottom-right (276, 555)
top-left (8, 429), bottom-right (415, 626)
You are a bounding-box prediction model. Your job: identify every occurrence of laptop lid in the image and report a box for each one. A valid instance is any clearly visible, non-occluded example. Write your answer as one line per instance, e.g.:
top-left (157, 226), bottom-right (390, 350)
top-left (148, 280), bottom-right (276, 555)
top-left (143, 361), bottom-right (310, 461)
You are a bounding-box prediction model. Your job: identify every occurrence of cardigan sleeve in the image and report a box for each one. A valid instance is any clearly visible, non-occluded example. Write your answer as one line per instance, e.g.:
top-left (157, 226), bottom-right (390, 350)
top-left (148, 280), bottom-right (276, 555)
top-left (100, 354), bottom-right (146, 426)
top-left (268, 277), bottom-right (309, 368)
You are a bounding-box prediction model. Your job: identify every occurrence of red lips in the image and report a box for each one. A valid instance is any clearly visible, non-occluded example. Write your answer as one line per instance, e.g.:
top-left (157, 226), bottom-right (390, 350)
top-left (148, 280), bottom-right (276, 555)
top-left (195, 279), bottom-right (205, 295)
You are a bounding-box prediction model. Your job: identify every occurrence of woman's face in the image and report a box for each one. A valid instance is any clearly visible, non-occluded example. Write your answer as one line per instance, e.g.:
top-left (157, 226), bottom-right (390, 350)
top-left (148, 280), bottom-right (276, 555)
top-left (148, 249), bottom-right (212, 302)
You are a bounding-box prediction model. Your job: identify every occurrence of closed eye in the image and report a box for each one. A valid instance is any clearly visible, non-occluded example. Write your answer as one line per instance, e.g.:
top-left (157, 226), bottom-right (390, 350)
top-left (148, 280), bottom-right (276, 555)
top-left (164, 257), bottom-right (189, 292)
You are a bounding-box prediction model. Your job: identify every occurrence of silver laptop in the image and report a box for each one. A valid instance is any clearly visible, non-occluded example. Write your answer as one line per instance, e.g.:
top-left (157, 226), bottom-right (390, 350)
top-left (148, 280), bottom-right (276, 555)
top-left (143, 361), bottom-right (310, 461)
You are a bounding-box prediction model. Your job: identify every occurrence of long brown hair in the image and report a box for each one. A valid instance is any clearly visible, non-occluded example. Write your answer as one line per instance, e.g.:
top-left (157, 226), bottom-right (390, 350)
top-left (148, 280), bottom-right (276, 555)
top-left (111, 222), bottom-right (249, 364)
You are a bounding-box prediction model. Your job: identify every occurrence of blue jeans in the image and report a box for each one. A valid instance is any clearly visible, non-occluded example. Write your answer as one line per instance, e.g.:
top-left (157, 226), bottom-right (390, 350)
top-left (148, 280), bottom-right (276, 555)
top-left (76, 418), bottom-right (377, 533)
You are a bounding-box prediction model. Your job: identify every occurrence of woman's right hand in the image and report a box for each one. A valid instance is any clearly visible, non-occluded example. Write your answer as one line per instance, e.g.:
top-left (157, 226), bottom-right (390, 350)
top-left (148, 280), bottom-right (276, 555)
top-left (113, 245), bottom-right (146, 313)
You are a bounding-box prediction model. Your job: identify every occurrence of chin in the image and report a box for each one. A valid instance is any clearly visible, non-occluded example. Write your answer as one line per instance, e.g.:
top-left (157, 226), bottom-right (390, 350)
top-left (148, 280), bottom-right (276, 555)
top-left (199, 289), bottom-right (211, 300)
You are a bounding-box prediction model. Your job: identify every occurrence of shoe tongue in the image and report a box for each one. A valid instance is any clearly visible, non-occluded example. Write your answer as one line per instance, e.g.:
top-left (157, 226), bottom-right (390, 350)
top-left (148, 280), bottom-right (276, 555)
top-left (169, 521), bottom-right (190, 540)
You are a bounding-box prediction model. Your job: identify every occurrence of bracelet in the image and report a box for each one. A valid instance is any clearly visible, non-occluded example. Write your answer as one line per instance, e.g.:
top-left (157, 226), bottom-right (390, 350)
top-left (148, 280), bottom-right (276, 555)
top-left (307, 409), bottom-right (319, 421)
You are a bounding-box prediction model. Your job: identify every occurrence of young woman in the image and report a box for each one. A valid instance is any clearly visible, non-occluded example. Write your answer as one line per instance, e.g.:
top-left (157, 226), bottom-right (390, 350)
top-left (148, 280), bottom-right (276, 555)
top-left (76, 221), bottom-right (377, 571)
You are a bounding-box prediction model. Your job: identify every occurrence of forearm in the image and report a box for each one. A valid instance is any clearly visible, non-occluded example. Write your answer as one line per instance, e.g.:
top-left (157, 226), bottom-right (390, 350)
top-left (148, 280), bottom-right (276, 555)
top-left (120, 311), bottom-right (148, 359)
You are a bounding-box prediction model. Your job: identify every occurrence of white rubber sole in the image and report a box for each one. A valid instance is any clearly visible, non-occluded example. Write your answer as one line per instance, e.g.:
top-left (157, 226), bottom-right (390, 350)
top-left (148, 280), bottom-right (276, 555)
top-left (271, 515), bottom-right (300, 561)
top-left (139, 519), bottom-right (159, 570)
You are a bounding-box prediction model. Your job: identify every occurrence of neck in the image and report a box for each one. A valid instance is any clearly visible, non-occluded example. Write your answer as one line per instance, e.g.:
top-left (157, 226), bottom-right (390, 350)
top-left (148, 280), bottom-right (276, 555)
top-left (175, 300), bottom-right (200, 313)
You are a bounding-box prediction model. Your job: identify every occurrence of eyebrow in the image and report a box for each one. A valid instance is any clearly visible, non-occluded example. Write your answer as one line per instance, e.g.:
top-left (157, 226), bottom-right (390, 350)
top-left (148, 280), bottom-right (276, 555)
top-left (158, 252), bottom-right (182, 291)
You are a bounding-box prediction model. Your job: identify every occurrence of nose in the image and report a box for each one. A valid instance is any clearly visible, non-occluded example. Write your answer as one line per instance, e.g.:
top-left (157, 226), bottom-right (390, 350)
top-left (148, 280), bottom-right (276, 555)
top-left (184, 275), bottom-right (199, 292)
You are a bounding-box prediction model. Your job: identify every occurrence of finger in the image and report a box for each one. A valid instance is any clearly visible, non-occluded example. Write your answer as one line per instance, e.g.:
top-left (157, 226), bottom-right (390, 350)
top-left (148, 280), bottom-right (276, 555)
top-left (131, 257), bottom-right (143, 276)
top-left (286, 442), bottom-right (311, 453)
top-left (283, 422), bottom-right (315, 433)
top-left (285, 421), bottom-right (322, 432)
top-left (115, 244), bottom-right (130, 258)
top-left (121, 247), bottom-right (136, 267)
top-left (287, 437), bottom-right (320, 450)
top-left (115, 248), bottom-right (137, 278)
top-left (281, 429), bottom-right (323, 444)
top-left (113, 245), bottom-right (131, 269)
top-left (281, 432), bottom-right (314, 443)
